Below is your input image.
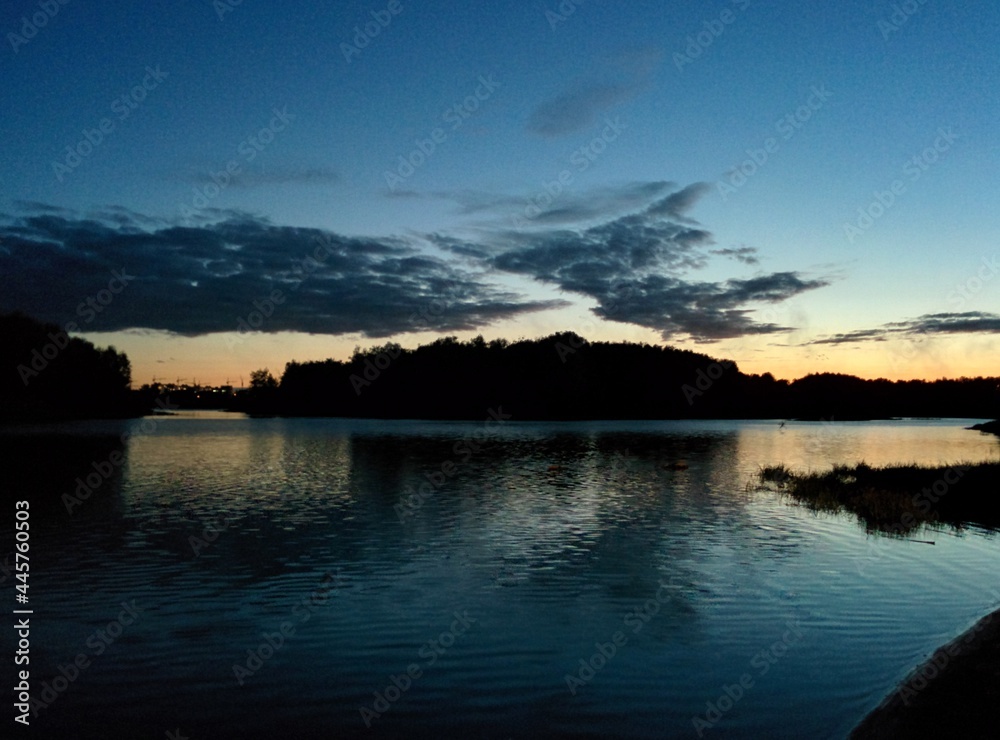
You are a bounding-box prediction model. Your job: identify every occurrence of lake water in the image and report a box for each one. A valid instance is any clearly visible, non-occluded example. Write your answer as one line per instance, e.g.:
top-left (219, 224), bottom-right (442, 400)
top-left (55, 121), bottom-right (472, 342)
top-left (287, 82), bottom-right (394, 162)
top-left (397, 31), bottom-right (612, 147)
top-left (4, 415), bottom-right (999, 738)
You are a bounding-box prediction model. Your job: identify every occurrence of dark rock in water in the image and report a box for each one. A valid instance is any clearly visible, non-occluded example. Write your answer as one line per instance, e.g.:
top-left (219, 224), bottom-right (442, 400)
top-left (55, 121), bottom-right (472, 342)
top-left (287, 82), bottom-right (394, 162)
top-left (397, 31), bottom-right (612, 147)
top-left (968, 419), bottom-right (1000, 436)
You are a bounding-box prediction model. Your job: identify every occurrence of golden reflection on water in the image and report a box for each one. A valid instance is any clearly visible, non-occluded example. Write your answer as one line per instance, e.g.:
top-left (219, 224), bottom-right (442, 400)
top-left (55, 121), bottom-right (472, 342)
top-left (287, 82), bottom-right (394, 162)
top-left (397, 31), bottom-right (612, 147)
top-left (731, 419), bottom-right (1000, 477)
top-left (110, 415), bottom-right (1000, 547)
top-left (6, 414), bottom-right (999, 738)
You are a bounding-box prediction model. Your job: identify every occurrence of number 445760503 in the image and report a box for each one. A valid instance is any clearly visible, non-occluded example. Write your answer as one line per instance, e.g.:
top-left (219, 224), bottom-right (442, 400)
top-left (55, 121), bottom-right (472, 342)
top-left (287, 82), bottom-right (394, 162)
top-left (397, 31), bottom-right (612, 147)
top-left (15, 501), bottom-right (29, 604)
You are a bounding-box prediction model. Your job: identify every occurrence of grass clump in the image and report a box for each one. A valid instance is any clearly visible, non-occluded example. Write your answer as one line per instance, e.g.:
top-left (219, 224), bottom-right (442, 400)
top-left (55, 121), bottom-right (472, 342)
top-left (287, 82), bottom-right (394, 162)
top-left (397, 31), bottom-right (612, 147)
top-left (755, 460), bottom-right (1000, 536)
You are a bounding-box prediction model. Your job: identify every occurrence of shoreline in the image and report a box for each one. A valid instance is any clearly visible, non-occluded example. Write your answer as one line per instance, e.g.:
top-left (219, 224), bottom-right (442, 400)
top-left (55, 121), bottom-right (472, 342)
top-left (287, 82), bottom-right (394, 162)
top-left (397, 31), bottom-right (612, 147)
top-left (850, 606), bottom-right (1000, 739)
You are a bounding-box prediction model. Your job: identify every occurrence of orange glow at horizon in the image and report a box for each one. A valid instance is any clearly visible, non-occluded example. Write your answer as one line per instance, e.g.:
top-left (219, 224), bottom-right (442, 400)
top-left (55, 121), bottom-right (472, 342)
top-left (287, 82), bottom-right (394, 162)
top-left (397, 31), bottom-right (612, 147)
top-left (77, 327), bottom-right (999, 389)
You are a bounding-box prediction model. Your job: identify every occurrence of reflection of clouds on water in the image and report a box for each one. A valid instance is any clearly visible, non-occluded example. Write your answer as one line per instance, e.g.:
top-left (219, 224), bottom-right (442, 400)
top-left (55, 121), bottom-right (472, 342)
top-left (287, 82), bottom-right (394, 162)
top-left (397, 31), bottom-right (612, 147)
top-left (419, 429), bottom-right (752, 613)
top-left (6, 419), bottom-right (999, 737)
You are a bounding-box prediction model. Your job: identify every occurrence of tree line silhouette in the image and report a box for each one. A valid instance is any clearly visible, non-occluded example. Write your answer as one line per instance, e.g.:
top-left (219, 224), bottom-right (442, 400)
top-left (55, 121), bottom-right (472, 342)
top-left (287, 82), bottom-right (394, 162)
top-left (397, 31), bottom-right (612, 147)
top-left (1, 312), bottom-right (135, 420)
top-left (3, 312), bottom-right (997, 422)
top-left (233, 332), bottom-right (1000, 421)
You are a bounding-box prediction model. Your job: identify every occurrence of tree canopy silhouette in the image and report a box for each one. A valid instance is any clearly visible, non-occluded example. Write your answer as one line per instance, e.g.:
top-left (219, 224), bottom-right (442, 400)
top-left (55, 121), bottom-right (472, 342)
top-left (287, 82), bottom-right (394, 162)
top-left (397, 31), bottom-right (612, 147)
top-left (235, 333), bottom-right (1000, 421)
top-left (1, 312), bottom-right (135, 420)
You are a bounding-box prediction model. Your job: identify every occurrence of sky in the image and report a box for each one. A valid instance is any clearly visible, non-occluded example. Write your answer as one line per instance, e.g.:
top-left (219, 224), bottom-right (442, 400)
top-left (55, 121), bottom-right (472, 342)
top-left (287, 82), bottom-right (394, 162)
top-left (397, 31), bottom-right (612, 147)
top-left (2, 0), bottom-right (999, 386)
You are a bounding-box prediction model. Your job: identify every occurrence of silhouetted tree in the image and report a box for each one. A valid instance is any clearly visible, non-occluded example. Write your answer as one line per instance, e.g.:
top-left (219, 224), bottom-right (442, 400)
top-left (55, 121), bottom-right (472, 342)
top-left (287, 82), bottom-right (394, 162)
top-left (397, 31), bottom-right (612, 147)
top-left (0, 312), bottom-right (136, 420)
top-left (238, 333), bottom-right (998, 420)
top-left (243, 368), bottom-right (279, 414)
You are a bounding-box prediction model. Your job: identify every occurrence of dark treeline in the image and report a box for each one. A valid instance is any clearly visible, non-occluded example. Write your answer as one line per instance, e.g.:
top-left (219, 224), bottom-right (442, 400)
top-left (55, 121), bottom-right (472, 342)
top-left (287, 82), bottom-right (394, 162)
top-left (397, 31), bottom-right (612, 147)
top-left (234, 333), bottom-right (1000, 421)
top-left (2, 312), bottom-right (996, 422)
top-left (0, 312), bottom-right (137, 420)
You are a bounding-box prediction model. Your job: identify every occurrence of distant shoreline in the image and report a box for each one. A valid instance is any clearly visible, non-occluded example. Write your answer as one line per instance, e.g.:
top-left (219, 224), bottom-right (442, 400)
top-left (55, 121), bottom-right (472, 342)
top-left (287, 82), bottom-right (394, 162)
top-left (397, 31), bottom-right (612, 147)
top-left (3, 411), bottom-right (996, 425)
top-left (851, 606), bottom-right (1000, 739)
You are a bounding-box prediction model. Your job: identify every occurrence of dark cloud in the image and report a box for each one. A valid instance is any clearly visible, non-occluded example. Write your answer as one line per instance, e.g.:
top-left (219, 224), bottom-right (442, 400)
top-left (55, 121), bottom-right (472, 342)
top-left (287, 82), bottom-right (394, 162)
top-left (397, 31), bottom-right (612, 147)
top-left (427, 181), bottom-right (677, 227)
top-left (4, 181), bottom-right (834, 343)
top-left (0, 208), bottom-right (565, 337)
top-left (809, 312), bottom-right (1000, 345)
top-left (462, 183), bottom-right (829, 341)
top-left (86, 205), bottom-right (171, 230)
top-left (606, 47), bottom-right (663, 77)
top-left (588, 273), bottom-right (825, 342)
top-left (422, 233), bottom-right (491, 261)
top-left (526, 48), bottom-right (660, 137)
top-left (643, 183), bottom-right (710, 221)
top-left (895, 312), bottom-right (1000, 334)
top-left (13, 201), bottom-right (73, 214)
top-left (807, 329), bottom-right (888, 345)
top-left (527, 83), bottom-right (637, 136)
top-left (711, 247), bottom-right (760, 266)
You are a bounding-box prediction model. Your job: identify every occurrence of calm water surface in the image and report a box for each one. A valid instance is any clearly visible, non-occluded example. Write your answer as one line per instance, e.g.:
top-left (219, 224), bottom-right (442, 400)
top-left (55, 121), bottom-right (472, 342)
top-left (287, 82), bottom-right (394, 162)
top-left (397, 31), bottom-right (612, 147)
top-left (4, 416), bottom-right (999, 738)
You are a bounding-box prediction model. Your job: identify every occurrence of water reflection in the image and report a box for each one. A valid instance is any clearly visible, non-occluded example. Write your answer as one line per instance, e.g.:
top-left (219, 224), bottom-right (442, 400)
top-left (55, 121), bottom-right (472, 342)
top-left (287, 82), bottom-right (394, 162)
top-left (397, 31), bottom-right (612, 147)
top-left (1, 416), bottom-right (997, 738)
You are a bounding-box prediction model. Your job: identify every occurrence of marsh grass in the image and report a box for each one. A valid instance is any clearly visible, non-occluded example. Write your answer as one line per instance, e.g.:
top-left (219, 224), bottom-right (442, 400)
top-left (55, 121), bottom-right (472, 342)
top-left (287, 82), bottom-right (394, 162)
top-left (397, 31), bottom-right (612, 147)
top-left (755, 461), bottom-right (1000, 535)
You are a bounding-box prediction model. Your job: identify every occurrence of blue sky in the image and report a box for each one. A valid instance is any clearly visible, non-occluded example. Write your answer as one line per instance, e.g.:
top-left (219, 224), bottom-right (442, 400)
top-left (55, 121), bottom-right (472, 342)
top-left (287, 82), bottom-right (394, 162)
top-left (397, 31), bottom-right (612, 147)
top-left (2, 0), bottom-right (999, 384)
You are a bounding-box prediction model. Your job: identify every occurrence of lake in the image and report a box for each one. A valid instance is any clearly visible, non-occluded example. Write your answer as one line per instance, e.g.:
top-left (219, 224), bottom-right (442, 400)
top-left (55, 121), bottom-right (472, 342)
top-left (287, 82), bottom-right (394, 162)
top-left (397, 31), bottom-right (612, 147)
top-left (4, 415), bottom-right (999, 738)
